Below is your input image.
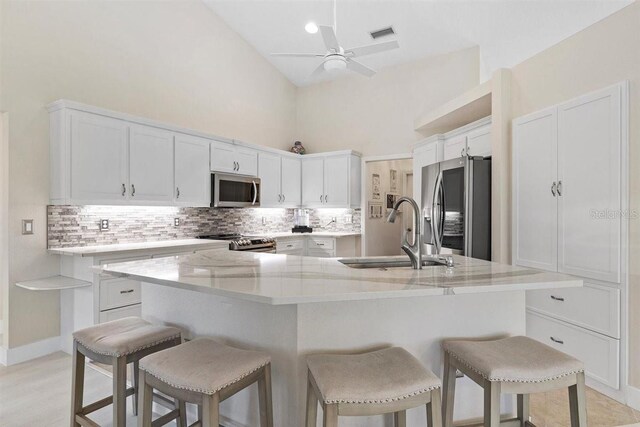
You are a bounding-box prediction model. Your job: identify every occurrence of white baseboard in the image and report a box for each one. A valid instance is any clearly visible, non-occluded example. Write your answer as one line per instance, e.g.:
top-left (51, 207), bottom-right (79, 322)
top-left (627, 385), bottom-right (640, 411)
top-left (0, 345), bottom-right (6, 366)
top-left (3, 335), bottom-right (61, 366)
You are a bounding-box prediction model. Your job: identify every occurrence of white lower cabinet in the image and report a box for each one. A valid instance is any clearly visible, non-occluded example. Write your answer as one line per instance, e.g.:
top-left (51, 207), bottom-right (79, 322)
top-left (275, 235), bottom-right (360, 258)
top-left (276, 238), bottom-right (305, 256)
top-left (527, 310), bottom-right (620, 389)
top-left (99, 277), bottom-right (142, 311)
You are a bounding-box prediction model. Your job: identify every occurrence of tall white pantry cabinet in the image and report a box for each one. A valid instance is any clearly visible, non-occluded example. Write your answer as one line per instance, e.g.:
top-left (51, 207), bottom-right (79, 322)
top-left (512, 82), bottom-right (629, 401)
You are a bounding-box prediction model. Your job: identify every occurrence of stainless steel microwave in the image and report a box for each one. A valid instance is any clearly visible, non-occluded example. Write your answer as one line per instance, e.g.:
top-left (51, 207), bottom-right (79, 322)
top-left (211, 174), bottom-right (260, 208)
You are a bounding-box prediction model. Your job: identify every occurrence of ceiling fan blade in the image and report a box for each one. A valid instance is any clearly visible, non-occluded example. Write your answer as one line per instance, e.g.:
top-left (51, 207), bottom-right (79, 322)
top-left (346, 40), bottom-right (399, 58)
top-left (319, 25), bottom-right (340, 51)
top-left (271, 53), bottom-right (326, 58)
top-left (347, 59), bottom-right (376, 77)
top-left (310, 62), bottom-right (326, 79)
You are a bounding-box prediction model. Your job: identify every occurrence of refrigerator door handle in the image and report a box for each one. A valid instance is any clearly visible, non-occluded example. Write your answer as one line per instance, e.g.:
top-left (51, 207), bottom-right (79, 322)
top-left (432, 171), bottom-right (443, 254)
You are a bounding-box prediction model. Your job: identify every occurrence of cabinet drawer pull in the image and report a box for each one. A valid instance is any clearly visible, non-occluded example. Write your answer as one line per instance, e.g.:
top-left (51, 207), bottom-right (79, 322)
top-left (122, 183), bottom-right (126, 197)
top-left (550, 295), bottom-right (565, 302)
top-left (316, 243), bottom-right (324, 246)
top-left (176, 187), bottom-right (180, 198)
top-left (551, 181), bottom-right (557, 196)
top-left (320, 195), bottom-right (323, 203)
top-left (550, 336), bottom-right (564, 344)
top-left (557, 180), bottom-right (563, 196)
top-left (282, 194), bottom-right (285, 202)
top-left (120, 289), bottom-right (135, 294)
top-left (325, 195), bottom-right (328, 203)
top-left (131, 184), bottom-right (136, 197)
top-left (278, 194), bottom-right (282, 202)
top-left (286, 244), bottom-right (293, 248)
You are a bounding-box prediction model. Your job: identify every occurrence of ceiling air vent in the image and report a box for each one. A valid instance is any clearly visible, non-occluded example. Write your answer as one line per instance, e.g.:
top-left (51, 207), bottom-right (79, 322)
top-left (370, 26), bottom-right (395, 40)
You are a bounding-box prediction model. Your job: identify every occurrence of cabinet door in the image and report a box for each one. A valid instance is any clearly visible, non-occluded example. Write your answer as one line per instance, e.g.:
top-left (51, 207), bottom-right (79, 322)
top-left (466, 125), bottom-right (492, 157)
top-left (513, 107), bottom-right (558, 271)
top-left (324, 156), bottom-right (349, 207)
top-left (258, 152), bottom-right (282, 207)
top-left (236, 147), bottom-right (258, 176)
top-left (443, 135), bottom-right (467, 160)
top-left (302, 158), bottom-right (325, 207)
top-left (281, 156), bottom-right (302, 207)
top-left (70, 111), bottom-right (128, 203)
top-left (129, 125), bottom-right (174, 203)
top-left (210, 140), bottom-right (236, 173)
top-left (557, 85), bottom-right (622, 283)
top-left (174, 134), bottom-right (210, 206)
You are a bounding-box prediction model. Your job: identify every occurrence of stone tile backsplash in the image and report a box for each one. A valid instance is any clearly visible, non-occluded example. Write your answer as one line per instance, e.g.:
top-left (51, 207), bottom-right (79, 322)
top-left (47, 205), bottom-right (361, 248)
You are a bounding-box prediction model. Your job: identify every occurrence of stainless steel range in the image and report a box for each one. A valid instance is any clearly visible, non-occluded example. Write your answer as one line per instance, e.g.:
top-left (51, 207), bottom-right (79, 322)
top-left (197, 233), bottom-right (276, 253)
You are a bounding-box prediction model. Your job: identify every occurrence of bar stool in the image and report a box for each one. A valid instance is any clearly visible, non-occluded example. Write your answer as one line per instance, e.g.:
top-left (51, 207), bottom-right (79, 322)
top-left (305, 347), bottom-right (443, 427)
top-left (137, 337), bottom-right (273, 427)
top-left (442, 336), bottom-right (587, 427)
top-left (71, 317), bottom-right (182, 427)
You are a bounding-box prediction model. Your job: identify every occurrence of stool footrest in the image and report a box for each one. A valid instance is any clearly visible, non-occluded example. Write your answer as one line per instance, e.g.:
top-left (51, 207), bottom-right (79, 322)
top-left (456, 417), bottom-right (526, 427)
top-left (151, 408), bottom-right (180, 427)
top-left (79, 386), bottom-right (135, 415)
top-left (74, 414), bottom-right (101, 427)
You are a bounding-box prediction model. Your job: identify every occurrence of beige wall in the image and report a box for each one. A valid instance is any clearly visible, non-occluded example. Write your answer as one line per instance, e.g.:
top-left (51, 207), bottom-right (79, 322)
top-left (364, 158), bottom-right (413, 257)
top-left (509, 2), bottom-right (640, 386)
top-left (0, 0), bottom-right (296, 348)
top-left (295, 47), bottom-right (480, 156)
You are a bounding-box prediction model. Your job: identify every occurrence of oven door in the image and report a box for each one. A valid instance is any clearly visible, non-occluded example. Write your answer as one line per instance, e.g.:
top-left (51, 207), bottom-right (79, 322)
top-left (212, 174), bottom-right (260, 208)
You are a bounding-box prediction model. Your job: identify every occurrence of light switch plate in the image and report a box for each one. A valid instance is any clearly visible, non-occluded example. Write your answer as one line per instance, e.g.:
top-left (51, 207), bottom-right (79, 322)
top-left (22, 219), bottom-right (34, 235)
top-left (344, 214), bottom-right (353, 224)
top-left (262, 217), bottom-right (267, 225)
top-left (100, 219), bottom-right (109, 231)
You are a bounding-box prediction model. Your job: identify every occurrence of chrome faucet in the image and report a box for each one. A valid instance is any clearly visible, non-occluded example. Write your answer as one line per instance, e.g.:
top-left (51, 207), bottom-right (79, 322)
top-left (387, 196), bottom-right (454, 270)
top-left (387, 197), bottom-right (423, 269)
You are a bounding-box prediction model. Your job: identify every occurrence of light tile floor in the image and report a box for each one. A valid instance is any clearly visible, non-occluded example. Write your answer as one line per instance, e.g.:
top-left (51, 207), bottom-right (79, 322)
top-left (0, 351), bottom-right (638, 426)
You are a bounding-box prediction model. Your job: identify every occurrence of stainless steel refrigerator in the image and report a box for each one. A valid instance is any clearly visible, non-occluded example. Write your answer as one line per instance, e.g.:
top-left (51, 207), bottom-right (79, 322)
top-left (421, 156), bottom-right (491, 260)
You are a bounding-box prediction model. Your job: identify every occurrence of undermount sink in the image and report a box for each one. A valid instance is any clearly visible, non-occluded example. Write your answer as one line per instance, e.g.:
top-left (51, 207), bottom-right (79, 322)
top-left (338, 257), bottom-right (443, 269)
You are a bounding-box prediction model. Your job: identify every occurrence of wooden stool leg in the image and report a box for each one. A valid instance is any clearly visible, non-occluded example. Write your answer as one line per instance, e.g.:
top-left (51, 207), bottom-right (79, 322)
top-left (137, 371), bottom-right (153, 427)
top-left (483, 381), bottom-right (501, 427)
top-left (569, 372), bottom-right (587, 427)
top-left (442, 352), bottom-right (457, 427)
top-left (428, 388), bottom-right (443, 427)
top-left (113, 356), bottom-right (127, 427)
top-left (322, 404), bottom-right (338, 427)
top-left (70, 342), bottom-right (85, 427)
top-left (306, 372), bottom-right (319, 427)
top-left (132, 361), bottom-right (140, 416)
top-left (202, 393), bottom-right (220, 427)
top-left (394, 410), bottom-right (407, 427)
top-left (517, 394), bottom-right (530, 427)
top-left (176, 398), bottom-right (187, 427)
top-left (258, 364), bottom-right (274, 427)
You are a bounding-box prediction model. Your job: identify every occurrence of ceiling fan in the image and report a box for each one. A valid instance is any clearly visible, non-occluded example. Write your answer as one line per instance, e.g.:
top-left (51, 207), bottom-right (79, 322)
top-left (271, 0), bottom-right (399, 79)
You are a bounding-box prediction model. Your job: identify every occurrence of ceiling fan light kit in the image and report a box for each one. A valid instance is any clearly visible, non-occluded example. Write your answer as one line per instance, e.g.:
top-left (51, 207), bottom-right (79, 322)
top-left (270, 0), bottom-right (399, 80)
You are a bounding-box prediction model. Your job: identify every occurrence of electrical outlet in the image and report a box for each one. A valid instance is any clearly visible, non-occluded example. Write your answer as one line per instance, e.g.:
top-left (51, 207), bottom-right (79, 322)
top-left (332, 216), bottom-right (337, 223)
top-left (262, 217), bottom-right (267, 225)
top-left (22, 219), bottom-right (34, 235)
top-left (344, 214), bottom-right (353, 224)
top-left (174, 218), bottom-right (180, 226)
top-left (100, 219), bottom-right (109, 231)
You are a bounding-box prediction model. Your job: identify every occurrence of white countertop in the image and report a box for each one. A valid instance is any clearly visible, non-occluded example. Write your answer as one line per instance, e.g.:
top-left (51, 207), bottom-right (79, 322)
top-left (268, 231), bottom-right (361, 239)
top-left (98, 250), bottom-right (582, 305)
top-left (48, 239), bottom-right (228, 257)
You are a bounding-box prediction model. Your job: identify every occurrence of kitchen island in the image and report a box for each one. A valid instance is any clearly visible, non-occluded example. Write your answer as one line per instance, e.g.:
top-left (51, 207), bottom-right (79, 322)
top-left (99, 249), bottom-right (582, 427)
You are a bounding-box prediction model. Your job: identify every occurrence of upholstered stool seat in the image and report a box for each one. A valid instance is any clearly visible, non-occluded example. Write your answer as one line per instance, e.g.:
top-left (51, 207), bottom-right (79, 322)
top-left (137, 338), bottom-right (273, 427)
top-left (70, 317), bottom-right (182, 427)
top-left (442, 336), bottom-right (587, 427)
top-left (443, 335), bottom-right (584, 383)
top-left (306, 347), bottom-right (443, 427)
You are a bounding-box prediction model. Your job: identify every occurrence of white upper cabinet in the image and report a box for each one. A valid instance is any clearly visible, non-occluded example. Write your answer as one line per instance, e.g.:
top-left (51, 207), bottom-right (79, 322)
top-left (513, 82), bottom-right (626, 284)
top-left (174, 134), bottom-right (210, 207)
top-left (513, 107), bottom-right (558, 272)
top-left (302, 157), bottom-right (325, 207)
top-left (302, 153), bottom-right (361, 209)
top-left (466, 124), bottom-right (492, 157)
top-left (281, 156), bottom-right (301, 207)
top-left (557, 85), bottom-right (622, 283)
top-left (129, 125), bottom-right (174, 203)
top-left (443, 135), bottom-right (467, 161)
top-left (210, 140), bottom-right (258, 176)
top-left (258, 151), bottom-right (282, 207)
top-left (412, 138), bottom-right (443, 208)
top-left (68, 111), bottom-right (128, 204)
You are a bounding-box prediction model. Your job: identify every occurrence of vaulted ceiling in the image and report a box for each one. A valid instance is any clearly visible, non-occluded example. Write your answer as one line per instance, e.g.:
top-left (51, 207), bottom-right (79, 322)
top-left (203, 0), bottom-right (632, 86)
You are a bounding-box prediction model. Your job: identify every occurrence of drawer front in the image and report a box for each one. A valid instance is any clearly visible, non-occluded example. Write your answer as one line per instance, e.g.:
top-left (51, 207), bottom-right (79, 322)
top-left (527, 283), bottom-right (620, 338)
top-left (526, 310), bottom-right (619, 389)
top-left (277, 249), bottom-right (304, 256)
top-left (276, 239), bottom-right (305, 252)
top-left (99, 304), bottom-right (142, 323)
top-left (99, 277), bottom-right (142, 311)
top-left (308, 237), bottom-right (335, 250)
top-left (307, 248), bottom-right (335, 258)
